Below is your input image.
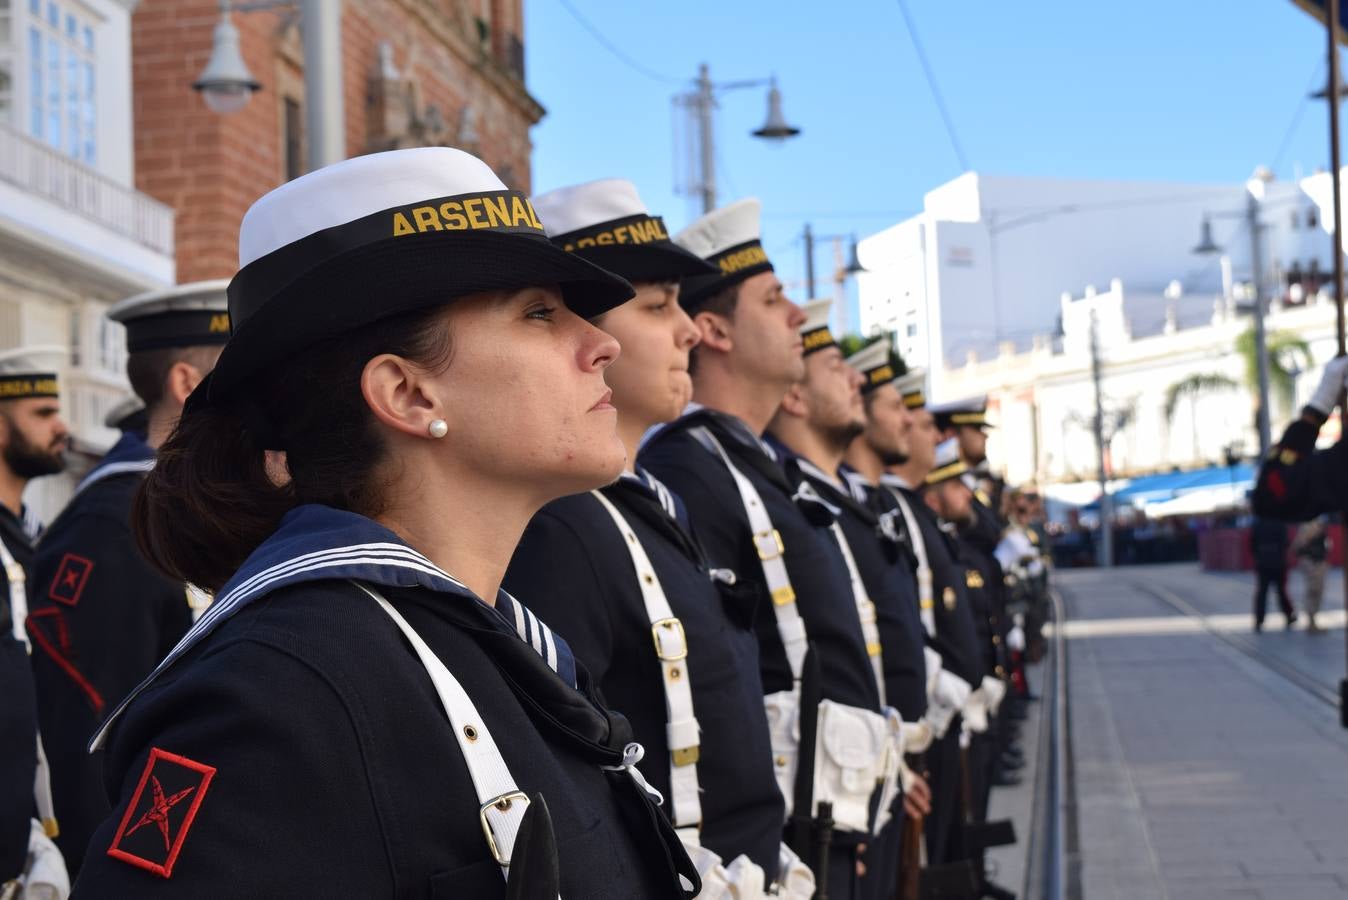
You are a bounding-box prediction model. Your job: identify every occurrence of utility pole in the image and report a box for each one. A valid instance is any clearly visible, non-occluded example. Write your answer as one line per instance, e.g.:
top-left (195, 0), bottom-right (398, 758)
top-left (1246, 190), bottom-right (1274, 456)
top-left (300, 0), bottom-right (344, 171)
top-left (1326, 0), bottom-right (1348, 730)
top-left (803, 223), bottom-right (816, 297)
top-left (695, 64), bottom-right (717, 214)
top-left (1089, 303), bottom-right (1114, 568)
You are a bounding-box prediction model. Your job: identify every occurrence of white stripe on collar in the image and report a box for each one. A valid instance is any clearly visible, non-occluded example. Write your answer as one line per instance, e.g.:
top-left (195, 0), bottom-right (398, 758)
top-left (881, 473), bottom-right (914, 491)
top-left (794, 456), bottom-right (846, 493)
top-left (74, 459), bottom-right (157, 496)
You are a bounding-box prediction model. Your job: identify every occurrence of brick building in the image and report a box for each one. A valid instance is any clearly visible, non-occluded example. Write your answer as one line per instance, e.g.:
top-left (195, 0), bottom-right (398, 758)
top-left (132, 0), bottom-right (543, 283)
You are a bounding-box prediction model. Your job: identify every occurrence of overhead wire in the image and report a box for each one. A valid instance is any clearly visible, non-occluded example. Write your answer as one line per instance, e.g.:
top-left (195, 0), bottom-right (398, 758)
top-left (895, 0), bottom-right (970, 172)
top-left (557, 0), bottom-right (686, 85)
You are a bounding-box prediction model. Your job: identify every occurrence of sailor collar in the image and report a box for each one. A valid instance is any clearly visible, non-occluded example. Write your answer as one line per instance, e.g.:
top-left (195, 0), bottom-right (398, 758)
top-left (92, 504), bottom-right (576, 749)
top-left (74, 431), bottom-right (157, 496)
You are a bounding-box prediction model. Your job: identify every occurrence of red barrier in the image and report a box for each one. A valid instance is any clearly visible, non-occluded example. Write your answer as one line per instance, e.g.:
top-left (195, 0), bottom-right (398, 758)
top-left (1199, 524), bottom-right (1344, 570)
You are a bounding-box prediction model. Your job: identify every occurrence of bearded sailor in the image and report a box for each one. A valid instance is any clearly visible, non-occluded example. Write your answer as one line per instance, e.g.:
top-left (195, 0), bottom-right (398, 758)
top-left (763, 316), bottom-right (925, 900)
top-left (641, 199), bottom-right (890, 900)
top-left (71, 148), bottom-right (697, 898)
top-left (504, 177), bottom-right (814, 899)
top-left (28, 282), bottom-right (228, 876)
top-left (0, 347), bottom-right (71, 899)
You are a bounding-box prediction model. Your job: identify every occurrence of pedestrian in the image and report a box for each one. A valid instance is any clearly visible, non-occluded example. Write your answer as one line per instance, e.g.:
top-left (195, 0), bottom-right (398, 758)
top-left (28, 282), bottom-right (227, 876)
top-left (1253, 355), bottom-right (1348, 520)
top-left (1249, 515), bottom-right (1295, 632)
top-left (71, 147), bottom-right (696, 897)
top-left (1291, 517), bottom-right (1329, 633)
top-left (0, 347), bottom-right (71, 898)
top-left (503, 178), bottom-right (813, 898)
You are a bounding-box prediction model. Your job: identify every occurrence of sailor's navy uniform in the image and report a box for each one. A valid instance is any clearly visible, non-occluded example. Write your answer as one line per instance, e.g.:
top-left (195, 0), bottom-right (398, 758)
top-left (73, 506), bottom-right (693, 897)
top-left (28, 431), bottom-right (191, 873)
top-left (506, 470), bottom-right (788, 881)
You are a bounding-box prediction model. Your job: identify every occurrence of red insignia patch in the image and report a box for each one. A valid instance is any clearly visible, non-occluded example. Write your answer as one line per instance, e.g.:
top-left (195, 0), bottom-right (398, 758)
top-left (107, 748), bottom-right (216, 879)
top-left (1266, 470), bottom-right (1286, 501)
top-left (48, 553), bottom-right (93, 606)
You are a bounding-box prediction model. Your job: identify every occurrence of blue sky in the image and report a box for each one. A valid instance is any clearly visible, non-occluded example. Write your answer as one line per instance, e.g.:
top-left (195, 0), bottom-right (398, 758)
top-left (524, 0), bottom-right (1336, 330)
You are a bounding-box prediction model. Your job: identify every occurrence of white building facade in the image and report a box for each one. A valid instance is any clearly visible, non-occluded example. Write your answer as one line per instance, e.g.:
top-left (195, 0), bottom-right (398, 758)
top-left (855, 172), bottom-right (1331, 401)
top-left (941, 277), bottom-right (1342, 495)
top-left (1, 0), bottom-right (174, 521)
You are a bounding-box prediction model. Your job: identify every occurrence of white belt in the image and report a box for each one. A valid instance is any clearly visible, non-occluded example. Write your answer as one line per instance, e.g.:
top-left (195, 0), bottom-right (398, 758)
top-left (828, 522), bottom-right (886, 708)
top-left (889, 489), bottom-right (936, 638)
top-left (355, 582), bottom-right (536, 886)
top-left (591, 490), bottom-right (703, 832)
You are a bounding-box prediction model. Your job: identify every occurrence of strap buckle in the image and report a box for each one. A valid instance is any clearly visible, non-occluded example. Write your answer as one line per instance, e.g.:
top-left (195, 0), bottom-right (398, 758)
top-left (651, 617), bottom-right (688, 662)
top-left (753, 528), bottom-right (785, 561)
top-left (479, 790), bottom-right (529, 865)
top-left (671, 745), bottom-right (700, 766)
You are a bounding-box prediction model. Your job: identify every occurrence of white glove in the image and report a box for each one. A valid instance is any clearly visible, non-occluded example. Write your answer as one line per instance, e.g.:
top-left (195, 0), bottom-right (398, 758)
top-left (21, 818), bottom-right (70, 900)
top-left (980, 675), bottom-right (1007, 717)
top-left (679, 835), bottom-right (769, 899)
top-left (961, 686), bottom-right (990, 734)
top-left (900, 719), bottom-right (934, 756)
top-left (1007, 624), bottom-right (1026, 653)
top-left (1308, 355), bottom-right (1348, 415)
top-left (925, 667), bottom-right (972, 738)
top-left (774, 843), bottom-right (817, 900)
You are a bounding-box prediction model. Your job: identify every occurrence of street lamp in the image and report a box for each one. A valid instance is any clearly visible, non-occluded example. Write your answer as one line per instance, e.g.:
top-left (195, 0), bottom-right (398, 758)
top-left (675, 65), bottom-right (802, 214)
top-left (193, 0), bottom-right (345, 172)
top-left (800, 225), bottom-right (866, 334)
top-left (1192, 182), bottom-right (1275, 457)
top-left (192, 2), bottom-right (260, 114)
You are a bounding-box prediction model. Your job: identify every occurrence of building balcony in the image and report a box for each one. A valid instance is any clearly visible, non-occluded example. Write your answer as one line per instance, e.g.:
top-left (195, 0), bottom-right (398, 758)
top-left (0, 121), bottom-right (174, 289)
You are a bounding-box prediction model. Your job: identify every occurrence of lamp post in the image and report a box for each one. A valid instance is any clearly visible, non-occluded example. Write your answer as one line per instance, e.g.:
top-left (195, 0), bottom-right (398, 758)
top-left (193, 0), bottom-right (346, 172)
top-left (800, 224), bottom-right (865, 334)
top-left (1192, 182), bottom-right (1274, 457)
top-left (675, 65), bottom-right (801, 214)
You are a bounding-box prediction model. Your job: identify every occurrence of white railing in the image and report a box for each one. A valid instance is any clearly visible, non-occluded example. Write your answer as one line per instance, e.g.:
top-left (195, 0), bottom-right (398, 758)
top-left (0, 123), bottom-right (174, 255)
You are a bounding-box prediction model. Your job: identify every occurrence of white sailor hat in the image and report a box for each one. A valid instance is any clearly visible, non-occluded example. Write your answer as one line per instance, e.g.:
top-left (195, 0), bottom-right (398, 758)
top-left (208, 147), bottom-right (633, 402)
top-left (673, 198), bottom-right (775, 311)
top-left (799, 298), bottom-right (837, 355)
top-left (533, 178), bottom-right (716, 284)
top-left (926, 437), bottom-right (969, 486)
top-left (108, 280), bottom-right (231, 353)
top-left (892, 368), bottom-right (927, 409)
top-left (0, 346), bottom-right (65, 401)
top-left (104, 396), bottom-right (147, 432)
top-left (930, 395), bottom-right (992, 429)
top-left (846, 339), bottom-right (898, 394)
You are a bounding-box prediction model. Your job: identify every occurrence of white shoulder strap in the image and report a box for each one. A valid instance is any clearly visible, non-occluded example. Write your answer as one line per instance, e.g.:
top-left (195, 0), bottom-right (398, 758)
top-left (689, 427), bottom-right (808, 682)
top-left (0, 536), bottom-right (27, 645)
top-left (888, 489), bottom-right (936, 638)
top-left (828, 522), bottom-right (886, 707)
top-left (353, 581), bottom-right (532, 884)
top-left (590, 490), bottom-right (703, 834)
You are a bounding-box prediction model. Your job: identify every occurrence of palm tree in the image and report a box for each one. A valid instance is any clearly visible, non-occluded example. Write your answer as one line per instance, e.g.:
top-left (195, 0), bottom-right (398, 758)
top-left (1233, 327), bottom-right (1312, 422)
top-left (1163, 373), bottom-right (1239, 462)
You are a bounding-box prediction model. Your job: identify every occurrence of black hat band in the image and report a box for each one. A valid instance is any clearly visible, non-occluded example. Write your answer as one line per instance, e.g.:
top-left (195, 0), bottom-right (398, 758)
top-left (0, 374), bottom-right (58, 399)
top-left (802, 325), bottom-right (837, 355)
top-left (861, 363), bottom-right (896, 394)
top-left (553, 214), bottom-right (671, 252)
top-left (229, 189), bottom-right (546, 329)
top-left (680, 239), bottom-right (775, 311)
top-left (125, 311), bottom-right (232, 353)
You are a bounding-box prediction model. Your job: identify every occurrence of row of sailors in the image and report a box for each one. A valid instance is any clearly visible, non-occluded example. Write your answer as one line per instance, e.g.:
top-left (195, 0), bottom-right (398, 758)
top-left (0, 146), bottom-right (1036, 899)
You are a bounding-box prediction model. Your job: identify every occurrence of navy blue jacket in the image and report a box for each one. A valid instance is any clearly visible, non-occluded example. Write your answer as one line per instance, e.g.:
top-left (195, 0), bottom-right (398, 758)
top-left (0, 507), bottom-right (37, 881)
top-left (28, 434), bottom-right (192, 873)
top-left (505, 473), bottom-right (786, 880)
top-left (889, 487), bottom-right (983, 686)
top-left (71, 506), bottom-right (694, 898)
top-left (641, 410), bottom-right (881, 713)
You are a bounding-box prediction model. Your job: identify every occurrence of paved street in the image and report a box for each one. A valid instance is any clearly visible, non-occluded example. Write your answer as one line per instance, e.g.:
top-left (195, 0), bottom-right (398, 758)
top-left (1059, 563), bottom-right (1348, 900)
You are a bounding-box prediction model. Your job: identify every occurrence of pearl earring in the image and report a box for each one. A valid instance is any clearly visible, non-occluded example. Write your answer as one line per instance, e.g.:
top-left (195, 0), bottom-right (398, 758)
top-left (428, 419), bottom-right (448, 439)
